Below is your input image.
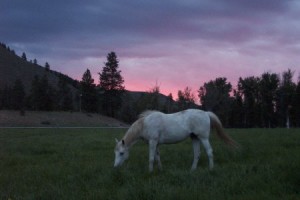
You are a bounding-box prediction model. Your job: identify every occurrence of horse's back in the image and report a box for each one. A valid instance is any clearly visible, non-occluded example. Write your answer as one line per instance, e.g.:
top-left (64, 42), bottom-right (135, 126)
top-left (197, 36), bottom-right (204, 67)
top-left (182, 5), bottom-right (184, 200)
top-left (142, 109), bottom-right (211, 143)
top-left (180, 109), bottom-right (211, 133)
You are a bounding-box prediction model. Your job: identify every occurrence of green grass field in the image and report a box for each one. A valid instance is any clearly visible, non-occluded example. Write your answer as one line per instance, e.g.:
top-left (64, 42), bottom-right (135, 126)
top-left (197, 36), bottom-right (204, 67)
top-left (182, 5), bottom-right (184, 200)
top-left (0, 128), bottom-right (299, 200)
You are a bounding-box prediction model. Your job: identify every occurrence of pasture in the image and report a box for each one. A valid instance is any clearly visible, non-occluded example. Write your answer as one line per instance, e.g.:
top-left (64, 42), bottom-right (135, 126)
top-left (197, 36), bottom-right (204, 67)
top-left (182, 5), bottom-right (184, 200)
top-left (0, 128), bottom-right (299, 200)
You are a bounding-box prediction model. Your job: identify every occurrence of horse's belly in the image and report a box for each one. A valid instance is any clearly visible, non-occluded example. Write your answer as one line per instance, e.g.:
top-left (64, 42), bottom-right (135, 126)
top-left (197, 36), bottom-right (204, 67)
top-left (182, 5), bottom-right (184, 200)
top-left (158, 129), bottom-right (189, 144)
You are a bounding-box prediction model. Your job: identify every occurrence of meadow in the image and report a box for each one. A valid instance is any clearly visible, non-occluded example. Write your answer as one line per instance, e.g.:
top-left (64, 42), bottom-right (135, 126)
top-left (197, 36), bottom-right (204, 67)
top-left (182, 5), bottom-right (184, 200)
top-left (0, 128), bottom-right (299, 200)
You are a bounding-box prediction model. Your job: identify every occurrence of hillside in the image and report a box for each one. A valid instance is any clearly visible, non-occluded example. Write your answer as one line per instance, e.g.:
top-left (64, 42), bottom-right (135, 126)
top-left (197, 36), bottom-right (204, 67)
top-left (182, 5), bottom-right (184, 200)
top-left (0, 110), bottom-right (128, 127)
top-left (0, 43), bottom-right (196, 121)
top-left (0, 44), bottom-right (78, 93)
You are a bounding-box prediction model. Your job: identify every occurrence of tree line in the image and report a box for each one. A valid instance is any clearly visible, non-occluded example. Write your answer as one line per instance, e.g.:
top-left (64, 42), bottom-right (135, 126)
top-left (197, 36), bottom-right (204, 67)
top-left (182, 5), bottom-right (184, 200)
top-left (199, 71), bottom-right (300, 128)
top-left (0, 74), bottom-right (74, 112)
top-left (0, 45), bottom-right (299, 128)
top-left (75, 61), bottom-right (300, 128)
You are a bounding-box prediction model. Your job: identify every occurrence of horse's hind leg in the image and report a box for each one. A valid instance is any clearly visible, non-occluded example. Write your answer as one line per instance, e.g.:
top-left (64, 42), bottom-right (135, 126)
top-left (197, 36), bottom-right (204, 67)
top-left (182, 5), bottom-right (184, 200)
top-left (155, 147), bottom-right (162, 171)
top-left (191, 138), bottom-right (200, 171)
top-left (201, 138), bottom-right (214, 170)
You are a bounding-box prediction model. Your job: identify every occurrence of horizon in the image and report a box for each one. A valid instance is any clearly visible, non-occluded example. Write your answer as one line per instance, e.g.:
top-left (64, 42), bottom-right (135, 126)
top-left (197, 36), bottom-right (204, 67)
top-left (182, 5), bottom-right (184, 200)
top-left (4, 43), bottom-right (299, 101)
top-left (1, 0), bottom-right (300, 100)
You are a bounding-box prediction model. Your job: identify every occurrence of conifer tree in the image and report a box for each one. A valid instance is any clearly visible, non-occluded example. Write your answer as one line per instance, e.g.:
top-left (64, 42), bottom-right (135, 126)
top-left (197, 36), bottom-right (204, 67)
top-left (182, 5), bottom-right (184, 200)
top-left (45, 62), bottom-right (50, 71)
top-left (21, 52), bottom-right (27, 61)
top-left (80, 69), bottom-right (97, 112)
top-left (99, 52), bottom-right (125, 117)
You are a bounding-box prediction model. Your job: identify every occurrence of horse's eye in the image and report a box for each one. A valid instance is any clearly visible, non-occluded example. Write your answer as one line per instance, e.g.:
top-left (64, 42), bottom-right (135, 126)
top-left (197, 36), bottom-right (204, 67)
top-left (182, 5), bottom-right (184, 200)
top-left (120, 152), bottom-right (124, 156)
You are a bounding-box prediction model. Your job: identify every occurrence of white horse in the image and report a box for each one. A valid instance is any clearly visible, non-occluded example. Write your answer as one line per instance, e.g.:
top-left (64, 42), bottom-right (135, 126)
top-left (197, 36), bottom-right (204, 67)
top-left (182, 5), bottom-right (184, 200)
top-left (114, 109), bottom-right (237, 172)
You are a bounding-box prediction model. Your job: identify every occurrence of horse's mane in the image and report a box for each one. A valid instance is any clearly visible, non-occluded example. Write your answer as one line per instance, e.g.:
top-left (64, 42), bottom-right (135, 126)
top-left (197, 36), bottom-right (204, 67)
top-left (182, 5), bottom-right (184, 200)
top-left (139, 110), bottom-right (160, 119)
top-left (123, 117), bottom-right (144, 146)
top-left (123, 110), bottom-right (160, 146)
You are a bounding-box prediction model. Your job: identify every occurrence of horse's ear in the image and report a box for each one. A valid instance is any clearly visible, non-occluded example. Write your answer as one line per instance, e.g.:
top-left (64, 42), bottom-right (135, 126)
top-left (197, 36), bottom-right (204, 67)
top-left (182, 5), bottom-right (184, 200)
top-left (122, 139), bottom-right (125, 145)
top-left (115, 138), bottom-right (119, 143)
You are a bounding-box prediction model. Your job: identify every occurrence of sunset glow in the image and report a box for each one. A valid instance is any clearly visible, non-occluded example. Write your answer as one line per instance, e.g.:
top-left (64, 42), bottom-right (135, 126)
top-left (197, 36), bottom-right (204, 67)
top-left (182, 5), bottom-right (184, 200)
top-left (1, 0), bottom-right (299, 101)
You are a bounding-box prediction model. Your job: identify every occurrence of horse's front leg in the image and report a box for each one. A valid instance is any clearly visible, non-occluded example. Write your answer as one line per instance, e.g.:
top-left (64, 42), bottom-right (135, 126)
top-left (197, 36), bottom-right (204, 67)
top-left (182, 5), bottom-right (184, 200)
top-left (148, 140), bottom-right (158, 172)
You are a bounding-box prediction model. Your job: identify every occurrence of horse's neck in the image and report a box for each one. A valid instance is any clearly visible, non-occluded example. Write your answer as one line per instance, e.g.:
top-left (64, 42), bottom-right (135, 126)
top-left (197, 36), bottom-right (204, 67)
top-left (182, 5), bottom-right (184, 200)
top-left (123, 129), bottom-right (140, 147)
top-left (123, 119), bottom-right (143, 147)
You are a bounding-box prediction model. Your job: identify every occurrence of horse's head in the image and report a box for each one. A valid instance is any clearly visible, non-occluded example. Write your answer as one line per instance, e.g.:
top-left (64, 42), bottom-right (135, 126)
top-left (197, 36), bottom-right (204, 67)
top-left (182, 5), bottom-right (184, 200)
top-left (114, 139), bottom-right (129, 167)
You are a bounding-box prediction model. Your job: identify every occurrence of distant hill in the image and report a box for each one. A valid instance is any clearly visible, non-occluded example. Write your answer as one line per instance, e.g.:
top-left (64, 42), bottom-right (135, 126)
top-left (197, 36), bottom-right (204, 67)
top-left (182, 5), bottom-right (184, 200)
top-left (0, 43), bottom-right (79, 93)
top-left (0, 110), bottom-right (128, 127)
top-left (0, 43), bottom-right (198, 119)
top-left (126, 90), bottom-right (171, 105)
top-left (0, 43), bottom-right (175, 105)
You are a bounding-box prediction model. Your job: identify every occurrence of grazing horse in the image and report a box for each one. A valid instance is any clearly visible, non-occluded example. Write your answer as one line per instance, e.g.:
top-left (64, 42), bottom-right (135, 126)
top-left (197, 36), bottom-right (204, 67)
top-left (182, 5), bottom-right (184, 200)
top-left (114, 109), bottom-right (237, 172)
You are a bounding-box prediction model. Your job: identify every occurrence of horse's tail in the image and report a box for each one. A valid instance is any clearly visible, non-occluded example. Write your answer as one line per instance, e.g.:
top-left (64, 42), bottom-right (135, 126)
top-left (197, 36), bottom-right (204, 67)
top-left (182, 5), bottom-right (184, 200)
top-left (207, 111), bottom-right (239, 148)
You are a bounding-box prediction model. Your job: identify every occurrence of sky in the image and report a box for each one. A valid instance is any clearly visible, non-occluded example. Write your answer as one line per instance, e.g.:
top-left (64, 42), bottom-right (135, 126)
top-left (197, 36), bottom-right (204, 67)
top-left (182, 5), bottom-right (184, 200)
top-left (1, 0), bottom-right (300, 100)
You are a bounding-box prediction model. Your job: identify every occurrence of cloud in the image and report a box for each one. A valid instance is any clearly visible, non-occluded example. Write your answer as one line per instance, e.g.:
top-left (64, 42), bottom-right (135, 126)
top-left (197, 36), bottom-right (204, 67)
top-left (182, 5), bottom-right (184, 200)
top-left (1, 0), bottom-right (299, 98)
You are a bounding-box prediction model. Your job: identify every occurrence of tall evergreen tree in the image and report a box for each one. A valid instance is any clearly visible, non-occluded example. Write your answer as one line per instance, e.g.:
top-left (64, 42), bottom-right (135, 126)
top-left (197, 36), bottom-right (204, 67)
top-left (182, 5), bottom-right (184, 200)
top-left (21, 52), bottom-right (27, 61)
top-left (99, 52), bottom-right (125, 117)
top-left (80, 69), bottom-right (97, 112)
top-left (45, 62), bottom-right (50, 71)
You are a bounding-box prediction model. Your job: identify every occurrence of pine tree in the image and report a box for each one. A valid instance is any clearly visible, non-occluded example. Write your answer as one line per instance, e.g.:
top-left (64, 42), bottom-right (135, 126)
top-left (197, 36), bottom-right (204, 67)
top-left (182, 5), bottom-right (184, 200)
top-left (99, 52), bottom-right (125, 117)
top-left (80, 69), bottom-right (97, 112)
top-left (21, 52), bottom-right (27, 61)
top-left (45, 62), bottom-right (50, 71)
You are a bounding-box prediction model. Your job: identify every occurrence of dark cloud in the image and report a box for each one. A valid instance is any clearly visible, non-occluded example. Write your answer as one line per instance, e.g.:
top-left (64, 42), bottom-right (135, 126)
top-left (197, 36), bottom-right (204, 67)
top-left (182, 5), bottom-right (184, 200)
top-left (1, 0), bottom-right (299, 94)
top-left (1, 0), bottom-right (292, 45)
